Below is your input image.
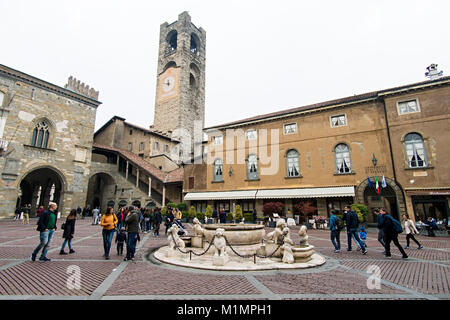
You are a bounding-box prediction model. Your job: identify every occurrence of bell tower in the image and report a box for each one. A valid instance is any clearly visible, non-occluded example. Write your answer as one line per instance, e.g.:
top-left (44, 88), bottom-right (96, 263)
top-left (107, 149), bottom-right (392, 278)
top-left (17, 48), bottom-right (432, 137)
top-left (153, 11), bottom-right (206, 153)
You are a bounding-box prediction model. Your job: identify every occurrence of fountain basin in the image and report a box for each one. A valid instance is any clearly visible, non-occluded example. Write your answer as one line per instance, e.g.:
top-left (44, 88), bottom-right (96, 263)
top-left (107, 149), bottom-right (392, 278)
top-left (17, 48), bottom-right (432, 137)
top-left (203, 223), bottom-right (265, 246)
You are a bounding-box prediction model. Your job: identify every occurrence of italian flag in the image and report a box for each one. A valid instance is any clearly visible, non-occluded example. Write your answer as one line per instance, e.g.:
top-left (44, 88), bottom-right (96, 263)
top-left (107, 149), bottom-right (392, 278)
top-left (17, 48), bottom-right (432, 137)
top-left (375, 176), bottom-right (380, 194)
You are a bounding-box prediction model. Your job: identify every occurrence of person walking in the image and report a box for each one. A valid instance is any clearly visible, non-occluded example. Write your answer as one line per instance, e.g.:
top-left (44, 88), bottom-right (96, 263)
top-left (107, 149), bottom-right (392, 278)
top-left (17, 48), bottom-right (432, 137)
top-left (116, 207), bottom-right (126, 235)
top-left (343, 206), bottom-right (367, 254)
top-left (329, 210), bottom-right (342, 253)
top-left (124, 206), bottom-right (140, 261)
top-left (165, 209), bottom-right (175, 235)
top-left (82, 206), bottom-right (89, 219)
top-left (403, 214), bottom-right (423, 250)
top-left (373, 208), bottom-right (386, 254)
top-left (378, 208), bottom-right (408, 259)
top-left (252, 209), bottom-right (257, 223)
top-left (143, 209), bottom-right (151, 233)
top-left (212, 208), bottom-right (218, 224)
top-left (60, 209), bottom-right (77, 255)
top-left (219, 209), bottom-right (227, 224)
top-left (100, 206), bottom-right (118, 260)
top-left (115, 227), bottom-right (127, 256)
top-left (92, 207), bottom-right (100, 225)
top-left (154, 208), bottom-right (162, 236)
top-left (22, 204), bottom-right (31, 225)
top-left (76, 206), bottom-right (82, 219)
top-left (14, 206), bottom-right (21, 221)
top-left (36, 205), bottom-right (44, 218)
top-left (30, 202), bottom-right (58, 262)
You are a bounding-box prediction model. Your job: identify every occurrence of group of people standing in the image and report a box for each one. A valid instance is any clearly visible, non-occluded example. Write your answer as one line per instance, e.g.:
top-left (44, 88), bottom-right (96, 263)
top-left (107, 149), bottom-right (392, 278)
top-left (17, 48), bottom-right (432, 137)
top-left (329, 206), bottom-right (424, 259)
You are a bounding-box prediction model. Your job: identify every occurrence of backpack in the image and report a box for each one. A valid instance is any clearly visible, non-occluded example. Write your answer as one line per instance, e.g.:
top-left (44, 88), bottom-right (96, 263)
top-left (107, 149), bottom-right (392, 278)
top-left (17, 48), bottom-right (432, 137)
top-left (334, 216), bottom-right (343, 231)
top-left (390, 216), bottom-right (403, 234)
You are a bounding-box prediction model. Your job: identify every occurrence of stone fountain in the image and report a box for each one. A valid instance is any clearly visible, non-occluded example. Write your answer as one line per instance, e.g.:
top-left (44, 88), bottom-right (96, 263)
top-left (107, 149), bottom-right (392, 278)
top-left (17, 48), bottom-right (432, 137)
top-left (152, 218), bottom-right (326, 271)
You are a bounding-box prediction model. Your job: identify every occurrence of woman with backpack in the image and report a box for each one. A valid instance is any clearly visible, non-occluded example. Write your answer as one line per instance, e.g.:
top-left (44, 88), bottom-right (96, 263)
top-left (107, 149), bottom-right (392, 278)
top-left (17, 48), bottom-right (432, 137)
top-left (329, 210), bottom-right (342, 253)
top-left (403, 214), bottom-right (423, 250)
top-left (60, 209), bottom-right (77, 255)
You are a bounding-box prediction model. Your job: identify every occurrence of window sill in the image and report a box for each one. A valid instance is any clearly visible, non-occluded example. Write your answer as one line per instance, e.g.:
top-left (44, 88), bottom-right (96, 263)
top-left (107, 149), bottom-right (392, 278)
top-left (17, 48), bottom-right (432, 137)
top-left (245, 178), bottom-right (260, 182)
top-left (404, 166), bottom-right (434, 170)
top-left (23, 144), bottom-right (56, 152)
top-left (285, 175), bottom-right (303, 179)
top-left (334, 171), bottom-right (355, 176)
top-left (211, 180), bottom-right (224, 184)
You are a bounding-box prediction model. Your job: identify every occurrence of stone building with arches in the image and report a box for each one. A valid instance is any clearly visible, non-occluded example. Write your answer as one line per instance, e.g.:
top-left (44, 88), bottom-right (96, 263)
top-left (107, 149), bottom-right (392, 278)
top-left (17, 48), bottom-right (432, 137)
top-left (0, 64), bottom-right (101, 217)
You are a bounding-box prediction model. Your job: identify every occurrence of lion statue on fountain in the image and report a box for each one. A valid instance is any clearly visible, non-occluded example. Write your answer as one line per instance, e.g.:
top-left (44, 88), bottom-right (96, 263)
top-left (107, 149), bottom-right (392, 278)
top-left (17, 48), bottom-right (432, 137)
top-left (192, 217), bottom-right (204, 237)
top-left (168, 224), bottom-right (185, 250)
top-left (213, 228), bottom-right (227, 257)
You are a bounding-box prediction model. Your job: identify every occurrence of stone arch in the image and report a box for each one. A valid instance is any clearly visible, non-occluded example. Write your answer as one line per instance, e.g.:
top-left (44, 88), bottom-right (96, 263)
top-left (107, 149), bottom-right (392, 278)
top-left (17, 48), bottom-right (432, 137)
top-left (166, 30), bottom-right (178, 51)
top-left (17, 165), bottom-right (67, 216)
top-left (162, 61), bottom-right (177, 74)
top-left (355, 176), bottom-right (406, 222)
top-left (86, 172), bottom-right (116, 211)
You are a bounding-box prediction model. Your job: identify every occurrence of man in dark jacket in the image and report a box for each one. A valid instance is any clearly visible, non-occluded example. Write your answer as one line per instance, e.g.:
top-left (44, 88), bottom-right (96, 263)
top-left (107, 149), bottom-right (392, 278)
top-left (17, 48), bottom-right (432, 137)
top-left (124, 206), bottom-right (140, 261)
top-left (219, 210), bottom-right (227, 224)
top-left (374, 208), bottom-right (386, 254)
top-left (378, 208), bottom-right (408, 259)
top-left (154, 208), bottom-right (162, 236)
top-left (343, 206), bottom-right (367, 254)
top-left (31, 202), bottom-right (58, 262)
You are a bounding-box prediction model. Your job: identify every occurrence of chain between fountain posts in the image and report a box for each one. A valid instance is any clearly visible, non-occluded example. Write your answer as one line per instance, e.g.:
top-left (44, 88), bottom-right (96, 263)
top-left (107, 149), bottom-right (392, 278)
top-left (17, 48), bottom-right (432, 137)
top-left (169, 233), bottom-right (285, 263)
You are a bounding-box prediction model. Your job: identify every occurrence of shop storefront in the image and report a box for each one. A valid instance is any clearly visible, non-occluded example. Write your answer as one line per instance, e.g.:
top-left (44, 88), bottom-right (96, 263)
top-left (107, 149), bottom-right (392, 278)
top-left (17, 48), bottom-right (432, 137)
top-left (406, 190), bottom-right (450, 223)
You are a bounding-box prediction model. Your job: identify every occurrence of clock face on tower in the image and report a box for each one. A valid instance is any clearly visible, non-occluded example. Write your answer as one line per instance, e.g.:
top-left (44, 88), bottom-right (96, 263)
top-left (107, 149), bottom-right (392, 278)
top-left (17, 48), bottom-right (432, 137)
top-left (158, 67), bottom-right (179, 101)
top-left (162, 75), bottom-right (175, 92)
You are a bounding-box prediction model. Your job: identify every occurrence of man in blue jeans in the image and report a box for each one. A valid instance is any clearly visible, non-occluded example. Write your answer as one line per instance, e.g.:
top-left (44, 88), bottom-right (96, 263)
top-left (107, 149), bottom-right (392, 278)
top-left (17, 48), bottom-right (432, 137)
top-left (124, 206), bottom-right (140, 261)
top-left (343, 206), bottom-right (367, 255)
top-left (329, 210), bottom-right (341, 253)
top-left (31, 202), bottom-right (58, 262)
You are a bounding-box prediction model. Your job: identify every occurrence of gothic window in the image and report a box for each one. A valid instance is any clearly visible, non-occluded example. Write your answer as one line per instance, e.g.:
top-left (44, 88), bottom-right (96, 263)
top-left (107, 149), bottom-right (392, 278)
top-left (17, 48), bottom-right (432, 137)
top-left (404, 133), bottom-right (427, 168)
top-left (335, 144), bottom-right (352, 174)
top-left (166, 30), bottom-right (177, 53)
top-left (128, 142), bottom-right (132, 151)
top-left (213, 158), bottom-right (223, 181)
top-left (31, 121), bottom-right (50, 149)
top-left (190, 33), bottom-right (200, 55)
top-left (213, 136), bottom-right (223, 145)
top-left (247, 154), bottom-right (258, 180)
top-left (286, 149), bottom-right (300, 177)
top-left (0, 91), bottom-right (4, 107)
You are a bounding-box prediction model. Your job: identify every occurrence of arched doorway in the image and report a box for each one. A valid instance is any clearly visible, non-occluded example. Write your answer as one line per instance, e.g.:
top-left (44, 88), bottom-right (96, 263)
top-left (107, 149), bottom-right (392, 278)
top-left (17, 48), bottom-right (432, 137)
top-left (18, 167), bottom-right (65, 217)
top-left (86, 173), bottom-right (115, 211)
top-left (355, 177), bottom-right (406, 223)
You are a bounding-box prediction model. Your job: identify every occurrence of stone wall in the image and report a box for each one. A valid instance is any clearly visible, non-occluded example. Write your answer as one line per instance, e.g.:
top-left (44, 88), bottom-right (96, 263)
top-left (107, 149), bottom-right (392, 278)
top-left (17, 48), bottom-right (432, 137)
top-left (0, 65), bottom-right (100, 218)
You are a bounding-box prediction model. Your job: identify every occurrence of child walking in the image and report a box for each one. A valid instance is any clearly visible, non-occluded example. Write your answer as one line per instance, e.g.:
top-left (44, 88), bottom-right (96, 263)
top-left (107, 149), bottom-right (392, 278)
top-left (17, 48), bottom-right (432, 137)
top-left (359, 227), bottom-right (368, 248)
top-left (60, 209), bottom-right (77, 255)
top-left (116, 227), bottom-right (127, 256)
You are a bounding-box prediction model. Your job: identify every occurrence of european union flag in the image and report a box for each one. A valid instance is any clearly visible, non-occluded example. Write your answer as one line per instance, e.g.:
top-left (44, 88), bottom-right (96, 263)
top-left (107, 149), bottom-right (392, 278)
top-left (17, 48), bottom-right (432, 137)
top-left (367, 177), bottom-right (373, 188)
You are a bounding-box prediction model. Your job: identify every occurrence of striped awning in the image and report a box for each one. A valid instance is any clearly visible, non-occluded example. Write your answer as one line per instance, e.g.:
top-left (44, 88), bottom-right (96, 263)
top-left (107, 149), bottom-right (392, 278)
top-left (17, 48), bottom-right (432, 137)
top-left (184, 186), bottom-right (354, 201)
top-left (184, 190), bottom-right (257, 201)
top-left (255, 186), bottom-right (355, 199)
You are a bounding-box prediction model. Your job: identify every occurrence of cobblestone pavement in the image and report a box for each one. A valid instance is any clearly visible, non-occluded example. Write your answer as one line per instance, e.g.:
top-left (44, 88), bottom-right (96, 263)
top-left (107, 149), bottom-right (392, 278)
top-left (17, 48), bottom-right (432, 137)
top-left (0, 218), bottom-right (448, 300)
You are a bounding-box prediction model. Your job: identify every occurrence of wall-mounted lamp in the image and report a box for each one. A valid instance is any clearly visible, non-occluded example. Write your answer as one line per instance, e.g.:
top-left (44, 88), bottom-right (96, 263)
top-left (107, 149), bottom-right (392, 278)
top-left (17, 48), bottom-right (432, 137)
top-left (228, 166), bottom-right (233, 177)
top-left (372, 153), bottom-right (378, 166)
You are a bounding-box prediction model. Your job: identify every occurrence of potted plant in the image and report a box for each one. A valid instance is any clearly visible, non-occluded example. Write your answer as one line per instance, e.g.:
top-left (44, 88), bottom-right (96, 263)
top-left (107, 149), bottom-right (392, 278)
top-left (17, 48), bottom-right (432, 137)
top-left (226, 212), bottom-right (233, 223)
top-left (205, 205), bottom-right (213, 224)
top-left (188, 206), bottom-right (197, 223)
top-left (351, 203), bottom-right (369, 229)
top-left (233, 205), bottom-right (243, 223)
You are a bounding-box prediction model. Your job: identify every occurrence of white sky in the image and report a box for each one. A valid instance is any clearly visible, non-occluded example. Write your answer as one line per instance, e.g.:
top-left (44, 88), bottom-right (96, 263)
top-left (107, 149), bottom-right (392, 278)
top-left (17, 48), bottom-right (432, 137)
top-left (1, 0), bottom-right (449, 131)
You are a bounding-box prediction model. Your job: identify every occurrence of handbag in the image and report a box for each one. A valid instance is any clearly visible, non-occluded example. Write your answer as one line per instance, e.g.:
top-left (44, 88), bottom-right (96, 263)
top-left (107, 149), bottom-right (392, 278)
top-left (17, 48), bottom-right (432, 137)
top-left (61, 222), bottom-right (66, 230)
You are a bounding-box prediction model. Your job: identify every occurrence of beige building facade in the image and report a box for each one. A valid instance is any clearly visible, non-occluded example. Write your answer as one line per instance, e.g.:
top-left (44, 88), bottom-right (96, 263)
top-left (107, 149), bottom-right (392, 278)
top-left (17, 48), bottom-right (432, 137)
top-left (184, 76), bottom-right (450, 225)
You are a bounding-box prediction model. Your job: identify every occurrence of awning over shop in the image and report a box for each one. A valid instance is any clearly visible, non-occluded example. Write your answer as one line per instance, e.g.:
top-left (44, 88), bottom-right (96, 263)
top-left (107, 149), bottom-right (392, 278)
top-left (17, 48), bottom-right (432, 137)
top-left (184, 186), bottom-right (355, 201)
top-left (255, 186), bottom-right (355, 199)
top-left (184, 190), bottom-right (257, 201)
